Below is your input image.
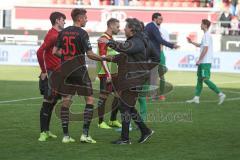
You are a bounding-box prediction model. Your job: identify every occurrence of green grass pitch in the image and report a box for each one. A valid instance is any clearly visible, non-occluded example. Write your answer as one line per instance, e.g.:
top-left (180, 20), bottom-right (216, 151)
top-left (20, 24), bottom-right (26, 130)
top-left (0, 65), bottom-right (240, 160)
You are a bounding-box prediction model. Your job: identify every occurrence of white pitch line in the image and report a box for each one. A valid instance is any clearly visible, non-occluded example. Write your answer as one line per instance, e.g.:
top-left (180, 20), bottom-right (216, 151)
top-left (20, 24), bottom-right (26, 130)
top-left (224, 90), bottom-right (240, 94)
top-left (1, 97), bottom-right (239, 106)
top-left (0, 89), bottom-right (239, 105)
top-left (0, 97), bottom-right (42, 104)
top-left (0, 128), bottom-right (18, 133)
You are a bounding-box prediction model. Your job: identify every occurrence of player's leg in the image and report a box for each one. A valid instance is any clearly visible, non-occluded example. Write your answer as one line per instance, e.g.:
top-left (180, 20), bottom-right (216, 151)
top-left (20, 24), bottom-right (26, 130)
top-left (97, 77), bottom-right (111, 129)
top-left (157, 51), bottom-right (167, 101)
top-left (39, 76), bottom-right (48, 131)
top-left (45, 95), bottom-right (60, 138)
top-left (138, 97), bottom-right (147, 121)
top-left (138, 82), bottom-right (150, 122)
top-left (112, 91), bottom-right (132, 144)
top-left (38, 76), bottom-right (57, 141)
top-left (118, 90), bottom-right (153, 144)
top-left (108, 75), bottom-right (121, 128)
top-left (147, 65), bottom-right (158, 101)
top-left (44, 70), bottom-right (60, 139)
top-left (186, 65), bottom-right (202, 104)
top-left (39, 100), bottom-right (52, 141)
top-left (204, 79), bottom-right (226, 105)
top-left (80, 95), bottom-right (96, 143)
top-left (159, 75), bottom-right (166, 100)
top-left (130, 106), bottom-right (154, 143)
top-left (108, 97), bottom-right (122, 128)
top-left (202, 64), bottom-right (226, 104)
top-left (159, 51), bottom-right (167, 100)
top-left (61, 95), bottom-right (75, 143)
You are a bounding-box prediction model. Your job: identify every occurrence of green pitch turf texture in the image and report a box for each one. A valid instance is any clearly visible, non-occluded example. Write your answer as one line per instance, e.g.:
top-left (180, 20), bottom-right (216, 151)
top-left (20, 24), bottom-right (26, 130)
top-left (0, 65), bottom-right (239, 160)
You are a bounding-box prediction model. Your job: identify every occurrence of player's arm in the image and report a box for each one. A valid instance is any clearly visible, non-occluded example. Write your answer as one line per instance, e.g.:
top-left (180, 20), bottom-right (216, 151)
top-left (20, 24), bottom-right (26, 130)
top-left (52, 32), bottom-right (63, 58)
top-left (151, 25), bottom-right (179, 49)
top-left (36, 46), bottom-right (48, 80)
top-left (37, 45), bottom-right (46, 74)
top-left (98, 37), bottom-right (111, 78)
top-left (106, 38), bottom-right (144, 55)
top-left (82, 32), bottom-right (103, 61)
top-left (87, 50), bottom-right (103, 61)
top-left (37, 32), bottom-right (56, 74)
top-left (37, 33), bottom-right (55, 79)
top-left (187, 37), bottom-right (201, 47)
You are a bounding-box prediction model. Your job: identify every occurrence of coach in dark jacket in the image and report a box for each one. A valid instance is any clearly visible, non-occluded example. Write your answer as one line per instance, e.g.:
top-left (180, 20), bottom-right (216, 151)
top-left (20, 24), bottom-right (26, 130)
top-left (102, 18), bottom-right (159, 144)
top-left (145, 12), bottom-right (179, 54)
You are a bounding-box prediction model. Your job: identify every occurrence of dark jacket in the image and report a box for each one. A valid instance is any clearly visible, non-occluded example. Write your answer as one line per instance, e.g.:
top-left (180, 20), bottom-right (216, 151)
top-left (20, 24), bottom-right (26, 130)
top-left (144, 22), bottom-right (174, 53)
top-left (107, 32), bottom-right (159, 91)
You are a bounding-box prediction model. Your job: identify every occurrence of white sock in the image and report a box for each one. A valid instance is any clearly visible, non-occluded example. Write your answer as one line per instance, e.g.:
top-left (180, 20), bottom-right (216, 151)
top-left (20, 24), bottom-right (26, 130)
top-left (194, 96), bottom-right (199, 99)
top-left (218, 92), bottom-right (224, 96)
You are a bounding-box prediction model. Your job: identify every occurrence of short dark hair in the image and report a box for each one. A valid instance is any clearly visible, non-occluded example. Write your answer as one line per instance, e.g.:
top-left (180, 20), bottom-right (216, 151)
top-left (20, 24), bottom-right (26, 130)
top-left (49, 12), bottom-right (66, 26)
top-left (126, 18), bottom-right (142, 34)
top-left (152, 12), bottom-right (161, 21)
top-left (202, 19), bottom-right (211, 28)
top-left (71, 8), bottom-right (87, 22)
top-left (107, 18), bottom-right (119, 27)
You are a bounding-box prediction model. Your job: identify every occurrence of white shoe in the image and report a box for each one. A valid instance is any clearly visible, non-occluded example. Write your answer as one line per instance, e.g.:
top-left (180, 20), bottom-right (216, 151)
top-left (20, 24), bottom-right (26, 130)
top-left (62, 136), bottom-right (75, 143)
top-left (218, 94), bottom-right (226, 105)
top-left (80, 134), bottom-right (96, 144)
top-left (186, 97), bottom-right (199, 104)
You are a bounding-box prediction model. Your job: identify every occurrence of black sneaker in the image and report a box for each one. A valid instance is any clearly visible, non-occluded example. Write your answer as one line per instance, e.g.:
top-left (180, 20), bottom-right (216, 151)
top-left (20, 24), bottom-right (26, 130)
top-left (111, 139), bottom-right (131, 145)
top-left (138, 130), bottom-right (154, 143)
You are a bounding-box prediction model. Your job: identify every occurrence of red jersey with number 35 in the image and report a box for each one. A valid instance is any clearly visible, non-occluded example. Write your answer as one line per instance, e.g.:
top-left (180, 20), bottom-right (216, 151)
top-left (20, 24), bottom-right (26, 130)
top-left (55, 26), bottom-right (92, 64)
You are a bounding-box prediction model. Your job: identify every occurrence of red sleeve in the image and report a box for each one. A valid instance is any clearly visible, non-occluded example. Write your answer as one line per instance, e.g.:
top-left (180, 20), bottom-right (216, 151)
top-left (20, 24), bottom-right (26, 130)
top-left (37, 44), bottom-right (46, 73)
top-left (98, 36), bottom-right (108, 56)
top-left (44, 33), bottom-right (56, 50)
top-left (98, 36), bottom-right (111, 77)
top-left (36, 31), bottom-right (55, 73)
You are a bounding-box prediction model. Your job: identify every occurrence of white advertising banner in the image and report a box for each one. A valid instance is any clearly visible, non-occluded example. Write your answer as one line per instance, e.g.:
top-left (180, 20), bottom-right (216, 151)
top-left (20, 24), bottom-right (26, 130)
top-left (0, 45), bottom-right (240, 73)
top-left (165, 51), bottom-right (240, 73)
top-left (0, 45), bottom-right (39, 66)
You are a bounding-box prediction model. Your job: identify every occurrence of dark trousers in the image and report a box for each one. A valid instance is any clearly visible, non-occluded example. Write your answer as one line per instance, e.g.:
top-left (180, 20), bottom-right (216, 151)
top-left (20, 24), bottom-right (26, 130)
top-left (118, 89), bottom-right (149, 140)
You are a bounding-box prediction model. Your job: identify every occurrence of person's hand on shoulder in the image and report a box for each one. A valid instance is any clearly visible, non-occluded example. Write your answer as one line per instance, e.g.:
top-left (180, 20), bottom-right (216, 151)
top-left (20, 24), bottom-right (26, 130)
top-left (98, 37), bottom-right (109, 44)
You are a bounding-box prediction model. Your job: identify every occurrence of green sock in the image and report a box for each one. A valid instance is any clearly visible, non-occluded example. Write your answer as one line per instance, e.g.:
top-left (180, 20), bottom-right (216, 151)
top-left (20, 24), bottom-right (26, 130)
top-left (195, 78), bottom-right (203, 96)
top-left (159, 76), bottom-right (165, 95)
top-left (138, 97), bottom-right (147, 121)
top-left (204, 79), bottom-right (221, 94)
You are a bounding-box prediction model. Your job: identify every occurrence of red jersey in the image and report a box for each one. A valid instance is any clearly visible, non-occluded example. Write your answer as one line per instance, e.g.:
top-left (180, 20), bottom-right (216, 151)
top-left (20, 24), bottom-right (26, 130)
top-left (37, 27), bottom-right (61, 73)
top-left (98, 33), bottom-right (113, 78)
top-left (98, 33), bottom-right (112, 57)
